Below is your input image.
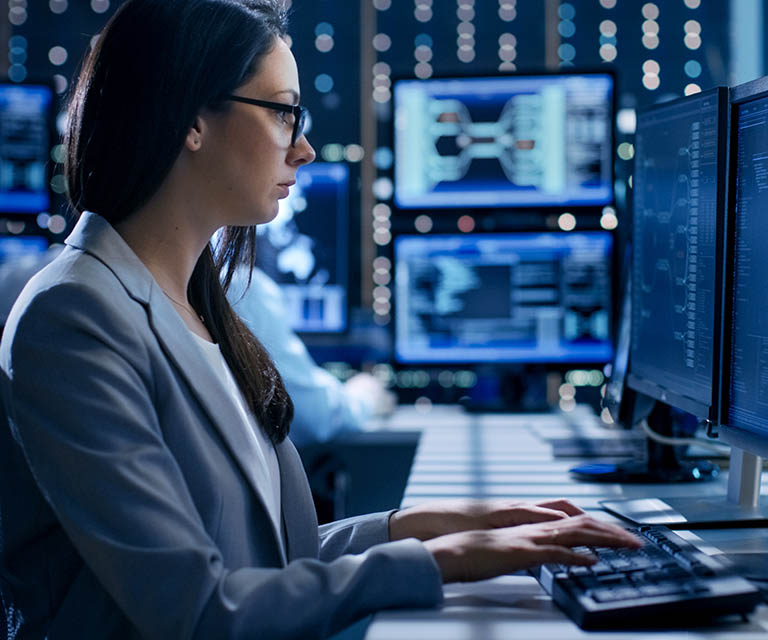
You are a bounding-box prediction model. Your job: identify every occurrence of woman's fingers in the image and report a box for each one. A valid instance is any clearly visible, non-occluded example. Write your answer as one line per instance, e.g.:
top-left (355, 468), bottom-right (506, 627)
top-left (537, 545), bottom-right (598, 566)
top-left (507, 505), bottom-right (570, 524)
top-left (535, 499), bottom-right (585, 517)
top-left (528, 516), bottom-right (643, 549)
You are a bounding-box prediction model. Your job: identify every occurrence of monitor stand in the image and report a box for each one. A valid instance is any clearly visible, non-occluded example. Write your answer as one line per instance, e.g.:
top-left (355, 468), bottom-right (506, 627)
top-left (600, 446), bottom-right (768, 528)
top-left (569, 402), bottom-right (719, 484)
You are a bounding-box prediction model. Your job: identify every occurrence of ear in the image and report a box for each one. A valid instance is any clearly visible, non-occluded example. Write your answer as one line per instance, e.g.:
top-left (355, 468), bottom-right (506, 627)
top-left (184, 115), bottom-right (205, 152)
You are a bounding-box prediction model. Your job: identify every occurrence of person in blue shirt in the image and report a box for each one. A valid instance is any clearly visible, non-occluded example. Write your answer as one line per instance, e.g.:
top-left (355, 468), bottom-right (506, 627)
top-left (228, 265), bottom-right (394, 447)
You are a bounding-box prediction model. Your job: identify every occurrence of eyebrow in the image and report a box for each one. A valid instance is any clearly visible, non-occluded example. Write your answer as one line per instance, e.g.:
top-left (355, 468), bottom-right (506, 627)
top-left (271, 89), bottom-right (300, 104)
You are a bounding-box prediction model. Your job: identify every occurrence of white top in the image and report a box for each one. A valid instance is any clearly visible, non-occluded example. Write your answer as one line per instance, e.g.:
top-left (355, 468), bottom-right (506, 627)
top-left (228, 267), bottom-right (376, 447)
top-left (190, 332), bottom-right (285, 556)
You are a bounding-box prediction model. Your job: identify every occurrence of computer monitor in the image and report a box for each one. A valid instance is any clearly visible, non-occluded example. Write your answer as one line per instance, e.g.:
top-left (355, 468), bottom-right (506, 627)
top-left (393, 231), bottom-right (614, 364)
top-left (603, 84), bottom-right (768, 527)
top-left (392, 72), bottom-right (614, 209)
top-left (716, 76), bottom-right (768, 513)
top-left (254, 163), bottom-right (348, 333)
top-left (626, 87), bottom-right (729, 422)
top-left (0, 81), bottom-right (55, 215)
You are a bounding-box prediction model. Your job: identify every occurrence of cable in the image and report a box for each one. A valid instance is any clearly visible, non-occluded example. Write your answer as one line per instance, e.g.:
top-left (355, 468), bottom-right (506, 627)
top-left (639, 419), bottom-right (731, 456)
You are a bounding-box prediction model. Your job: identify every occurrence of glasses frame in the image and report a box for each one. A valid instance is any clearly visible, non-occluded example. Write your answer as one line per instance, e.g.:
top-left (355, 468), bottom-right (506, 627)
top-left (226, 95), bottom-right (308, 147)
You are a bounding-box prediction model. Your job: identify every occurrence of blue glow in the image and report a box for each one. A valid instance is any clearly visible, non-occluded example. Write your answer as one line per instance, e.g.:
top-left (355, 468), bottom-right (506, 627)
top-left (684, 60), bottom-right (702, 78)
top-left (558, 21), bottom-right (576, 38)
top-left (314, 73), bottom-right (334, 93)
top-left (558, 3), bottom-right (576, 20)
top-left (374, 146), bottom-right (394, 170)
top-left (558, 43), bottom-right (576, 60)
top-left (414, 33), bottom-right (433, 48)
top-left (315, 22), bottom-right (334, 37)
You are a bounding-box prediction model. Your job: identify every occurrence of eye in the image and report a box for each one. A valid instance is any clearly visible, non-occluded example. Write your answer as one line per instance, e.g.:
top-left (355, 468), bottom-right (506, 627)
top-left (276, 111), bottom-right (292, 126)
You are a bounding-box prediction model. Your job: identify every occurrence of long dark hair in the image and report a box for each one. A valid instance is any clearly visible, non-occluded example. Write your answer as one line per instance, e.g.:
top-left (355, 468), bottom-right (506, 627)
top-left (64, 0), bottom-right (294, 443)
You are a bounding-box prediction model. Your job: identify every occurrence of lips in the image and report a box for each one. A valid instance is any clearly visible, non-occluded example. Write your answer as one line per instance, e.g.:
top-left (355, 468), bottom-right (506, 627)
top-left (276, 182), bottom-right (293, 198)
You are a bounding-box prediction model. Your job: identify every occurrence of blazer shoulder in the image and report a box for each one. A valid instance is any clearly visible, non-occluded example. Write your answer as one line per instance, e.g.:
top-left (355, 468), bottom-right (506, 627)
top-left (1, 246), bottom-right (150, 369)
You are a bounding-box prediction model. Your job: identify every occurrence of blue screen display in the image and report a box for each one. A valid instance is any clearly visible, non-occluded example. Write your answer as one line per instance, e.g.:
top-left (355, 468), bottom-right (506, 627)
top-left (394, 232), bottom-right (613, 363)
top-left (255, 163), bottom-right (348, 333)
top-left (727, 95), bottom-right (768, 438)
top-left (629, 91), bottom-right (722, 413)
top-left (0, 84), bottom-right (53, 214)
top-left (393, 74), bottom-right (614, 209)
top-left (0, 235), bottom-right (48, 262)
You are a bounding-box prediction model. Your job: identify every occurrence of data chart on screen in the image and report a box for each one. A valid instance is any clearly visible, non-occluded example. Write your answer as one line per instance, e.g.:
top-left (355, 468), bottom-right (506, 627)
top-left (629, 90), bottom-right (724, 413)
top-left (394, 232), bottom-right (613, 363)
top-left (727, 94), bottom-right (768, 438)
top-left (393, 74), bottom-right (614, 209)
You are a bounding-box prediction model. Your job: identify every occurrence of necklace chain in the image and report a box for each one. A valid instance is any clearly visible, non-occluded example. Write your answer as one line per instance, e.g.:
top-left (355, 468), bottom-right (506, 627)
top-left (162, 289), bottom-right (204, 323)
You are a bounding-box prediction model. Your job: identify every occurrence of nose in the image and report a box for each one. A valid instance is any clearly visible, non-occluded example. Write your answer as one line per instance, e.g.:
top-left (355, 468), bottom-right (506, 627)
top-left (291, 135), bottom-right (316, 166)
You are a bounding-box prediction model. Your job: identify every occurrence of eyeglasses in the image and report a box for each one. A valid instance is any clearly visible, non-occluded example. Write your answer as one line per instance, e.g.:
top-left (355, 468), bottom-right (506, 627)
top-left (226, 95), bottom-right (309, 147)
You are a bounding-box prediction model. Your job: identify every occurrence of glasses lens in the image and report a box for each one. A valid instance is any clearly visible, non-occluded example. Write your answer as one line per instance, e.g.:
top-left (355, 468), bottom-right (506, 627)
top-left (293, 107), bottom-right (308, 146)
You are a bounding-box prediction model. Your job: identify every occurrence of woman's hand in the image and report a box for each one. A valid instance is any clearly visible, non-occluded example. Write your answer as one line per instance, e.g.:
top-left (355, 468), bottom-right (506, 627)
top-left (422, 515), bottom-right (643, 583)
top-left (389, 498), bottom-right (586, 541)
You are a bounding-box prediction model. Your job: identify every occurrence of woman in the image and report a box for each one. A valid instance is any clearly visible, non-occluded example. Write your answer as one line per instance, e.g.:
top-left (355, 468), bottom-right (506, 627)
top-left (0, 1), bottom-right (640, 638)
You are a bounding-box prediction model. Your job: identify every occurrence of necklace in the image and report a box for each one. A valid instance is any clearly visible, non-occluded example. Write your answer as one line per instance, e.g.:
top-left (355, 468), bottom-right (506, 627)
top-left (162, 289), bottom-right (205, 324)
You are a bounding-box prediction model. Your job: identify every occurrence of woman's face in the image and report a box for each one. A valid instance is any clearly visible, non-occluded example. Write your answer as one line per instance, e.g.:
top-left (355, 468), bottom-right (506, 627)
top-left (198, 37), bottom-right (315, 226)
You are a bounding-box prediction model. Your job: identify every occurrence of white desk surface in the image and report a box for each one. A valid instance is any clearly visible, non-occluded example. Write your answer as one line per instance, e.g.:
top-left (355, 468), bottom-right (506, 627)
top-left (364, 405), bottom-right (768, 639)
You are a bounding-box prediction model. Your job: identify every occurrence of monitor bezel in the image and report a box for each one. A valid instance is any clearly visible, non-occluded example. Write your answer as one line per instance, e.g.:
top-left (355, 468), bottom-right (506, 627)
top-left (390, 228), bottom-right (616, 366)
top-left (625, 86), bottom-right (730, 422)
top-left (0, 77), bottom-right (57, 217)
top-left (717, 76), bottom-right (768, 457)
top-left (388, 68), bottom-right (617, 213)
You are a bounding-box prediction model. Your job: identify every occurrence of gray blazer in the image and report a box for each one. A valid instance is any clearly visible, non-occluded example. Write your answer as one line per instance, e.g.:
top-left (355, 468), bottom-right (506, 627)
top-left (0, 212), bottom-right (442, 639)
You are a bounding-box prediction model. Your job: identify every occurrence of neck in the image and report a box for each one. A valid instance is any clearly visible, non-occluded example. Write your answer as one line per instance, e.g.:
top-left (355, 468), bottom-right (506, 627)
top-left (113, 178), bottom-right (219, 304)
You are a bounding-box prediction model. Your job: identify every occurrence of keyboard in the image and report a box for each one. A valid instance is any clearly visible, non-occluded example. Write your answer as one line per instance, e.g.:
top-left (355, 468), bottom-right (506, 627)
top-left (532, 525), bottom-right (763, 629)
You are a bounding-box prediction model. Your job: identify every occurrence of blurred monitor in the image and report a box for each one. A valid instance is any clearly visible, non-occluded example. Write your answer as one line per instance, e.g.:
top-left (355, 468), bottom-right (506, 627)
top-left (0, 234), bottom-right (48, 264)
top-left (627, 88), bottom-right (729, 422)
top-left (392, 72), bottom-right (614, 209)
top-left (393, 231), bottom-right (613, 364)
top-left (255, 163), bottom-right (348, 333)
top-left (0, 81), bottom-right (55, 214)
top-left (0, 234), bottom-right (50, 325)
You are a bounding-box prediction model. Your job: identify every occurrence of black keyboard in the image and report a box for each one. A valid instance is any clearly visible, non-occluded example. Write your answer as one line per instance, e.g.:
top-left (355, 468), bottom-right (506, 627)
top-left (532, 525), bottom-right (763, 629)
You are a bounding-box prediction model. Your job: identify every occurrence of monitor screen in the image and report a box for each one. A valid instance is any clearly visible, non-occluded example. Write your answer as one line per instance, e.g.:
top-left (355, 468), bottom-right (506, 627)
top-left (254, 163), bottom-right (348, 333)
top-left (723, 88), bottom-right (768, 450)
top-left (627, 88), bottom-right (728, 419)
top-left (0, 234), bottom-right (48, 263)
top-left (392, 73), bottom-right (614, 209)
top-left (393, 232), bottom-right (613, 364)
top-left (0, 82), bottom-right (54, 214)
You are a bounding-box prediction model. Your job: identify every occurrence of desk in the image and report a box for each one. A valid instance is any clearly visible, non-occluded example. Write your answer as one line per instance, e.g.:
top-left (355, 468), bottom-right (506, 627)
top-left (364, 406), bottom-right (768, 639)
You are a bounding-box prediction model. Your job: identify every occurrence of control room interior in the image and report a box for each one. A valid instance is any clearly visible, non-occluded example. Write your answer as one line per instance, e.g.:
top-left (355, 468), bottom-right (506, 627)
top-left (3, 1), bottom-right (768, 636)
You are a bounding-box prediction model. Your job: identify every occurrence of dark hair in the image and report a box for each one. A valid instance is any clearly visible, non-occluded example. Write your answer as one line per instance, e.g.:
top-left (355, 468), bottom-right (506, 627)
top-left (64, 0), bottom-right (294, 443)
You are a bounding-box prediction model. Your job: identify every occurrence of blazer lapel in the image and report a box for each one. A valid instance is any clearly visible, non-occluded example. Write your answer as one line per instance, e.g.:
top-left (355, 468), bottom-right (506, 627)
top-left (65, 212), bottom-right (286, 560)
top-left (276, 439), bottom-right (319, 560)
top-left (147, 286), bottom-right (286, 560)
